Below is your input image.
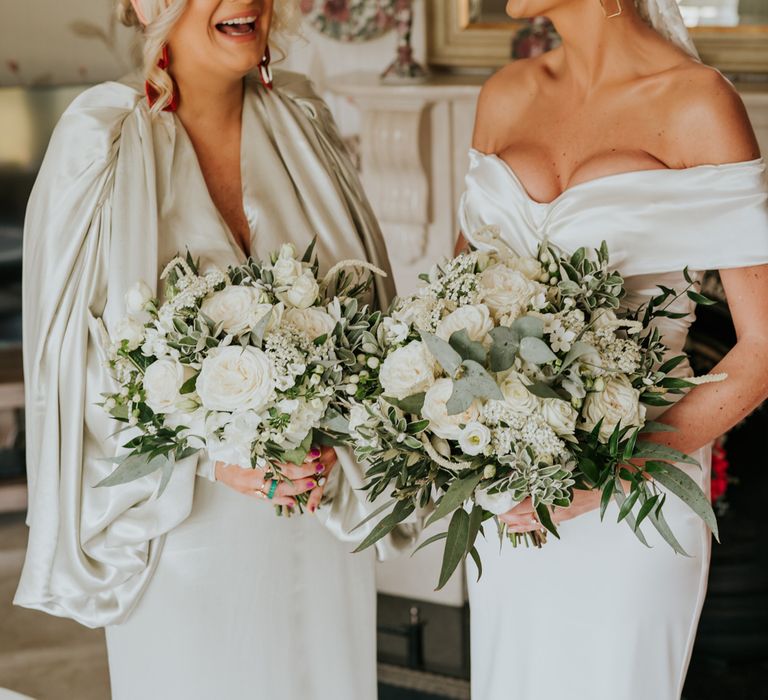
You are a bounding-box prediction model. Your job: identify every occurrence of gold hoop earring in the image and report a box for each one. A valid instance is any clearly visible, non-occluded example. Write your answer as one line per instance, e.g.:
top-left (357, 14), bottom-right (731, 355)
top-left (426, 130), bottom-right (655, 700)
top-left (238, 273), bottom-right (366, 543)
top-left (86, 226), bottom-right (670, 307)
top-left (600, 0), bottom-right (623, 18)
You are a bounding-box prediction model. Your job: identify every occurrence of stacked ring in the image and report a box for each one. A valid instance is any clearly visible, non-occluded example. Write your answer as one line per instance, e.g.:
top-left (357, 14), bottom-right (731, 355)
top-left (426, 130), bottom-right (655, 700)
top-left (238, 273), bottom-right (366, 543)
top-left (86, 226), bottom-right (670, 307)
top-left (267, 480), bottom-right (279, 500)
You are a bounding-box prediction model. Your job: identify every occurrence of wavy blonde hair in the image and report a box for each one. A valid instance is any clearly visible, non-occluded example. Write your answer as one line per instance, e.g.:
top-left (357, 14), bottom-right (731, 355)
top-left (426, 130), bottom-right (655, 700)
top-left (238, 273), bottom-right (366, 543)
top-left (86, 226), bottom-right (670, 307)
top-left (117, 0), bottom-right (300, 113)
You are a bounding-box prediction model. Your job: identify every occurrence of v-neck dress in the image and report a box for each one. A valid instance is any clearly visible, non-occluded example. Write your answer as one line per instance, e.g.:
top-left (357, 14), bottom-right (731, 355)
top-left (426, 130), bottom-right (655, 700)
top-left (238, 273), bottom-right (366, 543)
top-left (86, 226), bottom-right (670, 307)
top-left (460, 148), bottom-right (768, 700)
top-left (16, 71), bottom-right (405, 700)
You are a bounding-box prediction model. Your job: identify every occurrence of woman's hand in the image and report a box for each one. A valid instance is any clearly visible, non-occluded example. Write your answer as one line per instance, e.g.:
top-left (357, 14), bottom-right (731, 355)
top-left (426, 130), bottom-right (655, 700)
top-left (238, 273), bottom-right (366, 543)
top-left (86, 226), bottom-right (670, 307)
top-left (499, 490), bottom-right (602, 534)
top-left (214, 446), bottom-right (339, 513)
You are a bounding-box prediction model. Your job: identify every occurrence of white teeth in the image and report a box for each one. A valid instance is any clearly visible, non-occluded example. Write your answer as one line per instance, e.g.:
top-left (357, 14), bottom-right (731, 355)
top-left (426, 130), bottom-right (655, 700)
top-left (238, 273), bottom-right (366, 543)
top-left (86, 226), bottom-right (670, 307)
top-left (220, 16), bottom-right (257, 25)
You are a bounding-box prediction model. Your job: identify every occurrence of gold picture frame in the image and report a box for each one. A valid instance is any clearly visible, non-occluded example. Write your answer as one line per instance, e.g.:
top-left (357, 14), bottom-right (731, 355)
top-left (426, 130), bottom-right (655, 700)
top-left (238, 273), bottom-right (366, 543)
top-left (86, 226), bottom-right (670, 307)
top-left (427, 0), bottom-right (768, 74)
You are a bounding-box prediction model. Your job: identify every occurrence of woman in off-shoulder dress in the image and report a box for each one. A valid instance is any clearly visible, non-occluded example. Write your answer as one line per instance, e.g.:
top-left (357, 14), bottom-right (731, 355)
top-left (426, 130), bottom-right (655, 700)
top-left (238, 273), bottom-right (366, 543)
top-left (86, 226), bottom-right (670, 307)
top-left (15, 1), bottom-right (411, 698)
top-left (456, 0), bottom-right (768, 698)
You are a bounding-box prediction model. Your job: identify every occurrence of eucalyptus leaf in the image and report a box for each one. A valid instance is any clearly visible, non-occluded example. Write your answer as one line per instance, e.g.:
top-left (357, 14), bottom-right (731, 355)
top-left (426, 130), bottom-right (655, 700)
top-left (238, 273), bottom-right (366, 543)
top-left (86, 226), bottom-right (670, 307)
top-left (410, 531), bottom-right (448, 557)
top-left (645, 461), bottom-right (719, 540)
top-left (446, 361), bottom-right (503, 415)
top-left (511, 315), bottom-right (545, 339)
top-left (647, 500), bottom-right (690, 556)
top-left (426, 472), bottom-right (483, 527)
top-left (449, 329), bottom-right (487, 365)
top-left (633, 441), bottom-right (699, 466)
top-left (250, 308), bottom-right (273, 349)
top-left (156, 455), bottom-right (176, 497)
top-left (420, 331), bottom-right (462, 376)
top-left (519, 337), bottom-right (558, 365)
top-left (488, 326), bottom-right (520, 372)
top-left (639, 421), bottom-right (678, 434)
top-left (560, 341), bottom-right (597, 372)
top-left (350, 498), bottom-right (397, 533)
top-left (353, 499), bottom-right (415, 553)
top-left (612, 481), bottom-right (650, 547)
top-left (468, 545), bottom-right (483, 582)
top-left (385, 392), bottom-right (426, 414)
top-left (436, 509), bottom-right (471, 590)
top-left (525, 381), bottom-right (562, 401)
top-left (96, 453), bottom-right (167, 488)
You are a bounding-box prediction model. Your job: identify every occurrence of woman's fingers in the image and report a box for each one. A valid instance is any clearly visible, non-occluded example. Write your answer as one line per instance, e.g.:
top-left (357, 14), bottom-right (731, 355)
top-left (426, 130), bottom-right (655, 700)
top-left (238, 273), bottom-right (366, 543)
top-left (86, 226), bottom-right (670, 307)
top-left (306, 458), bottom-right (337, 514)
top-left (273, 448), bottom-right (325, 480)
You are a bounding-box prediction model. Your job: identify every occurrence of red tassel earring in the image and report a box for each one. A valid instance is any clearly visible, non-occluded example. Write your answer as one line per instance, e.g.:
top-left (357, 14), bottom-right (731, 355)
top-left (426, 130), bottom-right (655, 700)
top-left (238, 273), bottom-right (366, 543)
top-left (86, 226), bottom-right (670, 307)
top-left (145, 45), bottom-right (180, 112)
top-left (259, 46), bottom-right (273, 90)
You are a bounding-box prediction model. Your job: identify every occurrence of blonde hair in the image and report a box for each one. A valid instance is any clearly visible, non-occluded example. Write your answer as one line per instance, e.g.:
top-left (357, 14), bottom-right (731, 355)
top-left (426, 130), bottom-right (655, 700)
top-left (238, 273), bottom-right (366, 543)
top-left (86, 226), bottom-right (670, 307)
top-left (117, 0), bottom-right (300, 113)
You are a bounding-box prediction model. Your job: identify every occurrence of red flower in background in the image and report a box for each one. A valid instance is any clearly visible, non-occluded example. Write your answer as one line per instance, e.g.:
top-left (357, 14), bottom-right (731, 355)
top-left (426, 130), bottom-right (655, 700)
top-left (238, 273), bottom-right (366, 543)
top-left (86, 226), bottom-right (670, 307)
top-left (324, 0), bottom-right (351, 21)
top-left (711, 439), bottom-right (730, 503)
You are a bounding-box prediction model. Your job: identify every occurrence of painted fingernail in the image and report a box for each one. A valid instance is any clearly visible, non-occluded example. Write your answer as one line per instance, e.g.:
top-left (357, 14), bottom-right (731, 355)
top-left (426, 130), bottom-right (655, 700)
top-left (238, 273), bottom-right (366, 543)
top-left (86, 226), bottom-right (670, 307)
top-left (309, 504), bottom-right (317, 513)
top-left (309, 448), bottom-right (321, 458)
top-left (315, 463), bottom-right (325, 474)
top-left (317, 476), bottom-right (327, 487)
top-left (307, 479), bottom-right (317, 488)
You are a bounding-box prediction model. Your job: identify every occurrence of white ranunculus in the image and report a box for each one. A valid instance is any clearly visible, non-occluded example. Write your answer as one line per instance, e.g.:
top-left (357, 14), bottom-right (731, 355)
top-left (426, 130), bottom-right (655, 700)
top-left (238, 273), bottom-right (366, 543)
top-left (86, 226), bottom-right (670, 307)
top-left (114, 317), bottom-right (145, 351)
top-left (272, 256), bottom-right (304, 286)
top-left (474, 488), bottom-right (519, 516)
top-left (392, 296), bottom-right (433, 330)
top-left (422, 378), bottom-right (480, 440)
top-left (124, 281), bottom-right (153, 318)
top-left (581, 374), bottom-right (646, 442)
top-left (381, 317), bottom-right (410, 345)
top-left (541, 398), bottom-right (578, 437)
top-left (498, 372), bottom-right (539, 416)
top-left (379, 341), bottom-right (437, 400)
top-left (458, 421), bottom-right (491, 456)
top-left (478, 264), bottom-right (543, 321)
top-left (436, 304), bottom-right (494, 344)
top-left (591, 308), bottom-right (620, 330)
top-left (207, 410), bottom-right (263, 467)
top-left (143, 359), bottom-right (188, 414)
top-left (280, 271), bottom-right (320, 309)
top-left (201, 287), bottom-right (271, 336)
top-left (509, 255), bottom-right (545, 281)
top-left (197, 346), bottom-right (275, 413)
top-left (284, 307), bottom-right (337, 340)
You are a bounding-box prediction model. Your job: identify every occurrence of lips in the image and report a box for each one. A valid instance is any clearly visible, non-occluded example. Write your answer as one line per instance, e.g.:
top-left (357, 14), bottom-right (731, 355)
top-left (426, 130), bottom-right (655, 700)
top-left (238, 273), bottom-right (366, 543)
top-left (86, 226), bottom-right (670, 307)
top-left (215, 14), bottom-right (259, 37)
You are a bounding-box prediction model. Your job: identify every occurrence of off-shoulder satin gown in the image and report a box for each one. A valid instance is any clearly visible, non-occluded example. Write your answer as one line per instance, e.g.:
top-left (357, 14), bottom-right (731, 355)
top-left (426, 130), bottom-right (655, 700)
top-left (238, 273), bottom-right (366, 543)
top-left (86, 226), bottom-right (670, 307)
top-left (15, 72), bottom-right (411, 700)
top-left (460, 149), bottom-right (768, 700)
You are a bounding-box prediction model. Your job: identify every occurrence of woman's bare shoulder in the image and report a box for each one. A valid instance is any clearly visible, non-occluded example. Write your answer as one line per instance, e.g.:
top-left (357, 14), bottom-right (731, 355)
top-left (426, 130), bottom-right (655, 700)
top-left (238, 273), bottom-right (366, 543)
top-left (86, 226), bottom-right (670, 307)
top-left (473, 57), bottom-right (551, 153)
top-left (657, 62), bottom-right (760, 165)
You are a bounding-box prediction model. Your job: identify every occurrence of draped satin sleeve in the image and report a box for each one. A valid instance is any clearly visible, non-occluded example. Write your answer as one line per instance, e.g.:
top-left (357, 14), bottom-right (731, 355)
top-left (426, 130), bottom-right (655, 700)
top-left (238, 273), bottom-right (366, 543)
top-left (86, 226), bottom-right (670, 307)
top-left (15, 82), bottom-right (201, 628)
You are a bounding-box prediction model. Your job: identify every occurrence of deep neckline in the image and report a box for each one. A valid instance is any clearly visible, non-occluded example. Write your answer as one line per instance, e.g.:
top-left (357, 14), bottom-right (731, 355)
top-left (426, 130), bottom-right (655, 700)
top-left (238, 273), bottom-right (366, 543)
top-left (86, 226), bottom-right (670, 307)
top-left (470, 148), bottom-right (765, 207)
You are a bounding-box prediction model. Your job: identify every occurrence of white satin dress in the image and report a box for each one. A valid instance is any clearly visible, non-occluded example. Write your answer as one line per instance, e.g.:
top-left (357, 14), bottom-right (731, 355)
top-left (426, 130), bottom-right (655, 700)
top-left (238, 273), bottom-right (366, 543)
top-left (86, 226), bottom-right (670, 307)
top-left (15, 72), bottom-right (412, 700)
top-left (460, 149), bottom-right (768, 700)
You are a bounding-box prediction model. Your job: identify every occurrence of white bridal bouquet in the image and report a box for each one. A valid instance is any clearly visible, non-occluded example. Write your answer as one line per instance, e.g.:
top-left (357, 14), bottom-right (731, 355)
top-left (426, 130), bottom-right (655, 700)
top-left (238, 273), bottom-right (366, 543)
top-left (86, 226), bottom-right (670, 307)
top-left (338, 229), bottom-right (723, 588)
top-left (100, 242), bottom-right (380, 512)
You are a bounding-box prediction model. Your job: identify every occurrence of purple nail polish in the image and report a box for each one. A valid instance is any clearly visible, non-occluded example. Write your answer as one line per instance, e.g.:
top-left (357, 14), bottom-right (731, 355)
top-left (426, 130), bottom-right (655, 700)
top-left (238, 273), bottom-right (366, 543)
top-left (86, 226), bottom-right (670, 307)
top-left (307, 480), bottom-right (317, 488)
top-left (309, 448), bottom-right (321, 459)
top-left (315, 463), bottom-right (325, 474)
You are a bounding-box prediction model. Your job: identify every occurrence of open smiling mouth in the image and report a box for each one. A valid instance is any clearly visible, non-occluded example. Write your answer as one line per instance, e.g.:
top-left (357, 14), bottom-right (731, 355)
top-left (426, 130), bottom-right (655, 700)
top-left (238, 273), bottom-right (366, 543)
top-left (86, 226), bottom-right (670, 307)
top-left (215, 16), bottom-right (258, 37)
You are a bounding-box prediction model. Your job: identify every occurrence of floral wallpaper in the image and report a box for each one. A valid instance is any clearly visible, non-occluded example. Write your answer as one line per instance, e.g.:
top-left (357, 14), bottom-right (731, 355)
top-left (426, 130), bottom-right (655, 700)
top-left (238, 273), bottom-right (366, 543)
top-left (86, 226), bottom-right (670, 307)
top-left (300, 0), bottom-right (396, 42)
top-left (0, 0), bottom-right (135, 87)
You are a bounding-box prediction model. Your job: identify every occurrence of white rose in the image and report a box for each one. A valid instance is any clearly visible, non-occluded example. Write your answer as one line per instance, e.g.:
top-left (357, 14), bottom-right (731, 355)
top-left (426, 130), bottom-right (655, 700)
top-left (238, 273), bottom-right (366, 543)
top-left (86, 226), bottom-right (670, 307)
top-left (272, 256), bottom-right (304, 286)
top-left (379, 341), bottom-right (437, 400)
top-left (458, 421), bottom-right (491, 456)
top-left (284, 307), bottom-right (336, 340)
top-left (478, 264), bottom-right (543, 321)
top-left (124, 281), bottom-right (153, 318)
top-left (114, 317), bottom-right (145, 351)
top-left (541, 398), bottom-right (578, 437)
top-left (197, 346), bottom-right (275, 413)
top-left (201, 287), bottom-right (270, 335)
top-left (206, 410), bottom-right (263, 467)
top-left (280, 271), bottom-right (319, 309)
top-left (436, 304), bottom-right (494, 344)
top-left (581, 374), bottom-right (647, 442)
top-left (498, 372), bottom-right (539, 415)
top-left (143, 359), bottom-right (188, 414)
top-left (474, 488), bottom-right (519, 516)
top-left (283, 398), bottom-right (326, 447)
top-left (422, 378), bottom-right (480, 440)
